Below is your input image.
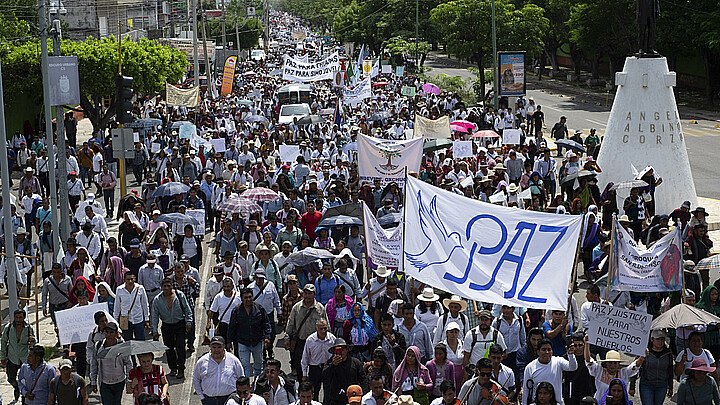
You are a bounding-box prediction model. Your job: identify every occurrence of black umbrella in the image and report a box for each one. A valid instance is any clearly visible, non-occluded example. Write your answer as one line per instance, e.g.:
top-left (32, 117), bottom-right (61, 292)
top-left (323, 203), bottom-right (362, 220)
top-left (296, 114), bottom-right (325, 125)
top-left (560, 170), bottom-right (597, 186)
top-left (555, 139), bottom-right (586, 153)
top-left (318, 215), bottom-right (362, 227)
top-left (423, 139), bottom-right (453, 153)
top-left (154, 182), bottom-right (191, 197)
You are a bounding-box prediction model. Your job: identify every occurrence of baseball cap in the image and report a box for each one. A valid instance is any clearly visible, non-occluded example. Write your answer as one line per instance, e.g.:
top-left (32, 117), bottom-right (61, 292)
top-left (130, 238), bottom-right (141, 248)
top-left (180, 254), bottom-right (190, 262)
top-left (146, 253), bottom-right (157, 264)
top-left (478, 309), bottom-right (492, 319)
top-left (104, 322), bottom-right (119, 332)
top-left (287, 274), bottom-right (298, 283)
top-left (303, 284), bottom-right (316, 293)
top-left (651, 329), bottom-right (667, 339)
top-left (59, 359), bottom-right (73, 370)
top-left (254, 269), bottom-right (266, 278)
top-left (347, 385), bottom-right (363, 403)
top-left (210, 336), bottom-right (226, 346)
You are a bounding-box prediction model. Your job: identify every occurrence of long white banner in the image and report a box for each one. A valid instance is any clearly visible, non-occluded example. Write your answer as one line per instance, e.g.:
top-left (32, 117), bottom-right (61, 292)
top-left (403, 176), bottom-right (583, 309)
top-left (414, 115), bottom-right (451, 139)
top-left (343, 76), bottom-right (371, 105)
top-left (610, 218), bottom-right (682, 292)
top-left (362, 202), bottom-right (403, 270)
top-left (357, 134), bottom-right (423, 187)
top-left (166, 82), bottom-right (199, 107)
top-left (283, 52), bottom-right (340, 82)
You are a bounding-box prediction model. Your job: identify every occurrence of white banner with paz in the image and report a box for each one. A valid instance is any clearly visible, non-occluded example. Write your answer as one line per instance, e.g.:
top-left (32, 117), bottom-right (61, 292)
top-left (610, 219), bottom-right (683, 292)
top-left (279, 145), bottom-right (301, 163)
top-left (403, 176), bottom-right (583, 310)
top-left (357, 134), bottom-right (423, 187)
top-left (585, 302), bottom-right (652, 356)
top-left (56, 303), bottom-right (114, 345)
top-left (414, 115), bottom-right (451, 139)
top-left (283, 52), bottom-right (340, 82)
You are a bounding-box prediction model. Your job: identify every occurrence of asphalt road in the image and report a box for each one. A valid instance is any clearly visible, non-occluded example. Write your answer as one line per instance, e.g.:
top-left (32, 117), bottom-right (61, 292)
top-left (424, 58), bottom-right (720, 199)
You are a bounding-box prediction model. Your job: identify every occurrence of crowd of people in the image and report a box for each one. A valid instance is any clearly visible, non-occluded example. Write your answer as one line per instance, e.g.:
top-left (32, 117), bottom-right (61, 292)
top-left (0, 10), bottom-right (718, 405)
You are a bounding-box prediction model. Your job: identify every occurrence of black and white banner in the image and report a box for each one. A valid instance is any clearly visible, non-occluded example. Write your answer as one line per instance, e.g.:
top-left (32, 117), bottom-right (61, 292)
top-left (283, 52), bottom-right (340, 82)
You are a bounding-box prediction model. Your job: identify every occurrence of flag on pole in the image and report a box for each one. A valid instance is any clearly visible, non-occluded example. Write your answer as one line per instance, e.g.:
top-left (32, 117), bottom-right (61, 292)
top-left (370, 59), bottom-right (380, 78)
top-left (356, 44), bottom-right (366, 71)
top-left (332, 99), bottom-right (342, 127)
top-left (345, 62), bottom-right (354, 84)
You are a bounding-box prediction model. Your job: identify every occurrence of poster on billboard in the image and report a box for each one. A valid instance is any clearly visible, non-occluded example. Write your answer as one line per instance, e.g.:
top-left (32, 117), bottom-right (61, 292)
top-left (498, 52), bottom-right (526, 96)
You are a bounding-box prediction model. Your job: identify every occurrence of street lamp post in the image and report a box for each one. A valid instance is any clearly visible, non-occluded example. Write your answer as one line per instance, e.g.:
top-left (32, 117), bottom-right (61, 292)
top-left (491, 0), bottom-right (498, 108)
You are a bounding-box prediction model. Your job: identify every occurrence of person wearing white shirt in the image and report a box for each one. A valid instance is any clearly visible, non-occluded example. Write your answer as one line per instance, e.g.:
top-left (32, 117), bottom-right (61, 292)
top-left (81, 205), bottom-right (109, 240)
top-left (334, 259), bottom-right (361, 299)
top-left (584, 336), bottom-right (641, 401)
top-left (301, 320), bottom-right (336, 398)
top-left (292, 381), bottom-right (322, 405)
top-left (238, 144), bottom-right (256, 167)
top-left (207, 278), bottom-right (243, 342)
top-left (462, 310), bottom-right (507, 368)
top-left (65, 150), bottom-right (80, 175)
top-left (113, 272), bottom-right (150, 341)
top-left (492, 305), bottom-right (526, 369)
top-left (362, 375), bottom-right (398, 405)
top-left (193, 337), bottom-right (246, 403)
top-left (433, 296), bottom-right (469, 345)
top-left (75, 223), bottom-right (102, 262)
top-left (205, 267), bottom-right (226, 310)
top-left (521, 338), bottom-right (577, 405)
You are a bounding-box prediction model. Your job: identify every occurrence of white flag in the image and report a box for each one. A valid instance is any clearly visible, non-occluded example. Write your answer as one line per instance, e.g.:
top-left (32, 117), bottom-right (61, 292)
top-left (403, 176), bottom-right (583, 310)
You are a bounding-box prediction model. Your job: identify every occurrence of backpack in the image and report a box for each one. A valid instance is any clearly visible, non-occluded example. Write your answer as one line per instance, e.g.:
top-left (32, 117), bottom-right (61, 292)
top-left (470, 328), bottom-right (499, 359)
top-left (494, 316), bottom-right (523, 349)
top-left (52, 373), bottom-right (82, 404)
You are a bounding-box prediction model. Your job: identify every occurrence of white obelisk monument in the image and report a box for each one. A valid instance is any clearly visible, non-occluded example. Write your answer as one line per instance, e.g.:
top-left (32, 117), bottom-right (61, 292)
top-left (596, 56), bottom-right (697, 215)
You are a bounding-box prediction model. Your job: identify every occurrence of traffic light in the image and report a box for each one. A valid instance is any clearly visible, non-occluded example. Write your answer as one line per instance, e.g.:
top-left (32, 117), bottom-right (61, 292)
top-left (116, 75), bottom-right (134, 124)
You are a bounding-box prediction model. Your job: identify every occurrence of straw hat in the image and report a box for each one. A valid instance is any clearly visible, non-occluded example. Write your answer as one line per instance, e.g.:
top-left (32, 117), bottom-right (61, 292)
top-left (442, 295), bottom-right (468, 312)
top-left (417, 287), bottom-right (440, 302)
top-left (374, 265), bottom-right (392, 278)
top-left (598, 350), bottom-right (625, 364)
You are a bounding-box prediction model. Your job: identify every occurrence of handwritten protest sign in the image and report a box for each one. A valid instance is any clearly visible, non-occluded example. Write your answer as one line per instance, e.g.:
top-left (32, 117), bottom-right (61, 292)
top-left (187, 209), bottom-right (206, 236)
top-left (179, 124), bottom-right (196, 139)
top-left (210, 138), bottom-right (226, 153)
top-left (279, 145), bottom-right (300, 162)
top-left (585, 302), bottom-right (652, 356)
top-left (453, 141), bottom-right (473, 158)
top-left (502, 129), bottom-right (522, 145)
top-left (56, 303), bottom-right (113, 345)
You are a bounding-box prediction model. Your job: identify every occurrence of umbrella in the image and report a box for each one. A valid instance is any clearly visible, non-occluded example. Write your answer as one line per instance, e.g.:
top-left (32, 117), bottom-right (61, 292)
top-left (116, 193), bottom-right (145, 220)
top-left (245, 115), bottom-right (269, 123)
top-left (156, 212), bottom-right (200, 225)
top-left (154, 182), bottom-right (190, 197)
top-left (98, 340), bottom-right (168, 359)
top-left (471, 130), bottom-right (500, 138)
top-left (318, 215), bottom-right (362, 227)
top-left (423, 138), bottom-right (453, 153)
top-left (422, 83), bottom-right (441, 95)
top-left (323, 203), bottom-right (362, 220)
top-left (367, 111), bottom-right (391, 122)
top-left (217, 196), bottom-right (262, 215)
top-left (695, 255), bottom-right (720, 272)
top-left (74, 202), bottom-right (105, 221)
top-left (378, 212), bottom-right (402, 227)
top-left (296, 115), bottom-right (325, 125)
top-left (237, 99), bottom-right (253, 106)
top-left (560, 170), bottom-right (597, 186)
top-left (450, 124), bottom-right (469, 133)
top-left (651, 304), bottom-right (720, 330)
top-left (285, 248), bottom-right (337, 267)
top-left (169, 120), bottom-right (193, 130)
top-left (241, 187), bottom-right (280, 203)
top-left (555, 139), bottom-right (586, 153)
top-left (610, 180), bottom-right (649, 190)
top-left (451, 120), bottom-right (476, 130)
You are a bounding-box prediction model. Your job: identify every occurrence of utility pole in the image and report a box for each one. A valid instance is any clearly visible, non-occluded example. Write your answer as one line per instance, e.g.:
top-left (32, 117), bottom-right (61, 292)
top-left (38, 0), bottom-right (62, 256)
top-left (0, 53), bottom-right (18, 313)
top-left (415, 0), bottom-right (419, 71)
top-left (235, 15), bottom-right (240, 58)
top-left (53, 21), bottom-right (71, 242)
top-left (263, 0), bottom-right (269, 52)
top-left (491, 0), bottom-right (498, 108)
top-left (221, 0), bottom-right (227, 55)
top-left (192, 0), bottom-right (200, 85)
top-left (201, 10), bottom-right (211, 96)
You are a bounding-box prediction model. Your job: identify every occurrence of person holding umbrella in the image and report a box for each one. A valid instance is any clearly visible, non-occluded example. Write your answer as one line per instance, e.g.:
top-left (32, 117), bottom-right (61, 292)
top-left (90, 322), bottom-right (132, 405)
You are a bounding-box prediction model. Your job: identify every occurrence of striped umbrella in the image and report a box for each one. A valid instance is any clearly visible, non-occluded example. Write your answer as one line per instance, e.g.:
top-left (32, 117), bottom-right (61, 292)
top-left (695, 255), bottom-right (720, 272)
top-left (240, 187), bottom-right (280, 203)
top-left (217, 196), bottom-right (262, 215)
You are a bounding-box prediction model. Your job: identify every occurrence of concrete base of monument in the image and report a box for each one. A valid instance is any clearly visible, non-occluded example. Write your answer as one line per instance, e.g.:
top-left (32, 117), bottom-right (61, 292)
top-left (596, 56), bottom-right (697, 216)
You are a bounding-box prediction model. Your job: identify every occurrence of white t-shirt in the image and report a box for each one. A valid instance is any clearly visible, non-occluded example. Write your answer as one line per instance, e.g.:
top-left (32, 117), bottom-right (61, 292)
top-left (676, 348), bottom-right (715, 377)
top-left (182, 237), bottom-right (198, 258)
top-left (226, 394), bottom-right (266, 405)
top-left (210, 292), bottom-right (242, 324)
top-left (521, 355), bottom-right (578, 405)
top-left (461, 327), bottom-right (507, 365)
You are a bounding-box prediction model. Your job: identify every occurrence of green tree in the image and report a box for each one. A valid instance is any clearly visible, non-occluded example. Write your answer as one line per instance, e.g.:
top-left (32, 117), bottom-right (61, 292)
top-left (0, 0), bottom-right (35, 40)
top-left (383, 36), bottom-right (430, 66)
top-left (1, 37), bottom-right (187, 133)
top-left (431, 0), bottom-right (547, 101)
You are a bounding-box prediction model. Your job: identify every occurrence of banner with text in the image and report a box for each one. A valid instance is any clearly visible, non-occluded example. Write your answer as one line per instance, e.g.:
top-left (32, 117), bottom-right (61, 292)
top-left (221, 56), bottom-right (237, 96)
top-left (56, 303), bottom-right (114, 345)
top-left (166, 82), bottom-right (199, 107)
top-left (363, 202), bottom-right (403, 271)
top-left (279, 145), bottom-right (301, 162)
top-left (585, 302), bottom-right (651, 356)
top-left (343, 76), bottom-right (371, 105)
top-left (283, 52), bottom-right (340, 82)
top-left (357, 134), bottom-right (423, 186)
top-left (610, 218), bottom-right (682, 292)
top-left (403, 176), bottom-right (583, 310)
top-left (414, 115), bottom-right (451, 139)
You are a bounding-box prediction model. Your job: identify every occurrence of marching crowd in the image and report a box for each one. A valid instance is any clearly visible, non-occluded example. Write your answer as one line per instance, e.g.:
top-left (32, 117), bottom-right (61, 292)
top-left (0, 10), bottom-right (718, 405)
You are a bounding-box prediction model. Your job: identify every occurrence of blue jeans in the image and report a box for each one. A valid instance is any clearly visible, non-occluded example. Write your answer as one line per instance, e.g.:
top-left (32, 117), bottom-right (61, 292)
top-left (122, 321), bottom-right (146, 341)
top-left (100, 381), bottom-right (125, 405)
top-left (201, 396), bottom-right (230, 405)
top-left (639, 381), bottom-right (668, 405)
top-left (237, 341), bottom-right (264, 377)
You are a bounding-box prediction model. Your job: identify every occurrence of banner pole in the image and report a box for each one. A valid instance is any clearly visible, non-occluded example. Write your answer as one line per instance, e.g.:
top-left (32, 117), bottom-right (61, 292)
top-left (607, 215), bottom-right (616, 303)
top-left (568, 215), bottom-right (586, 312)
